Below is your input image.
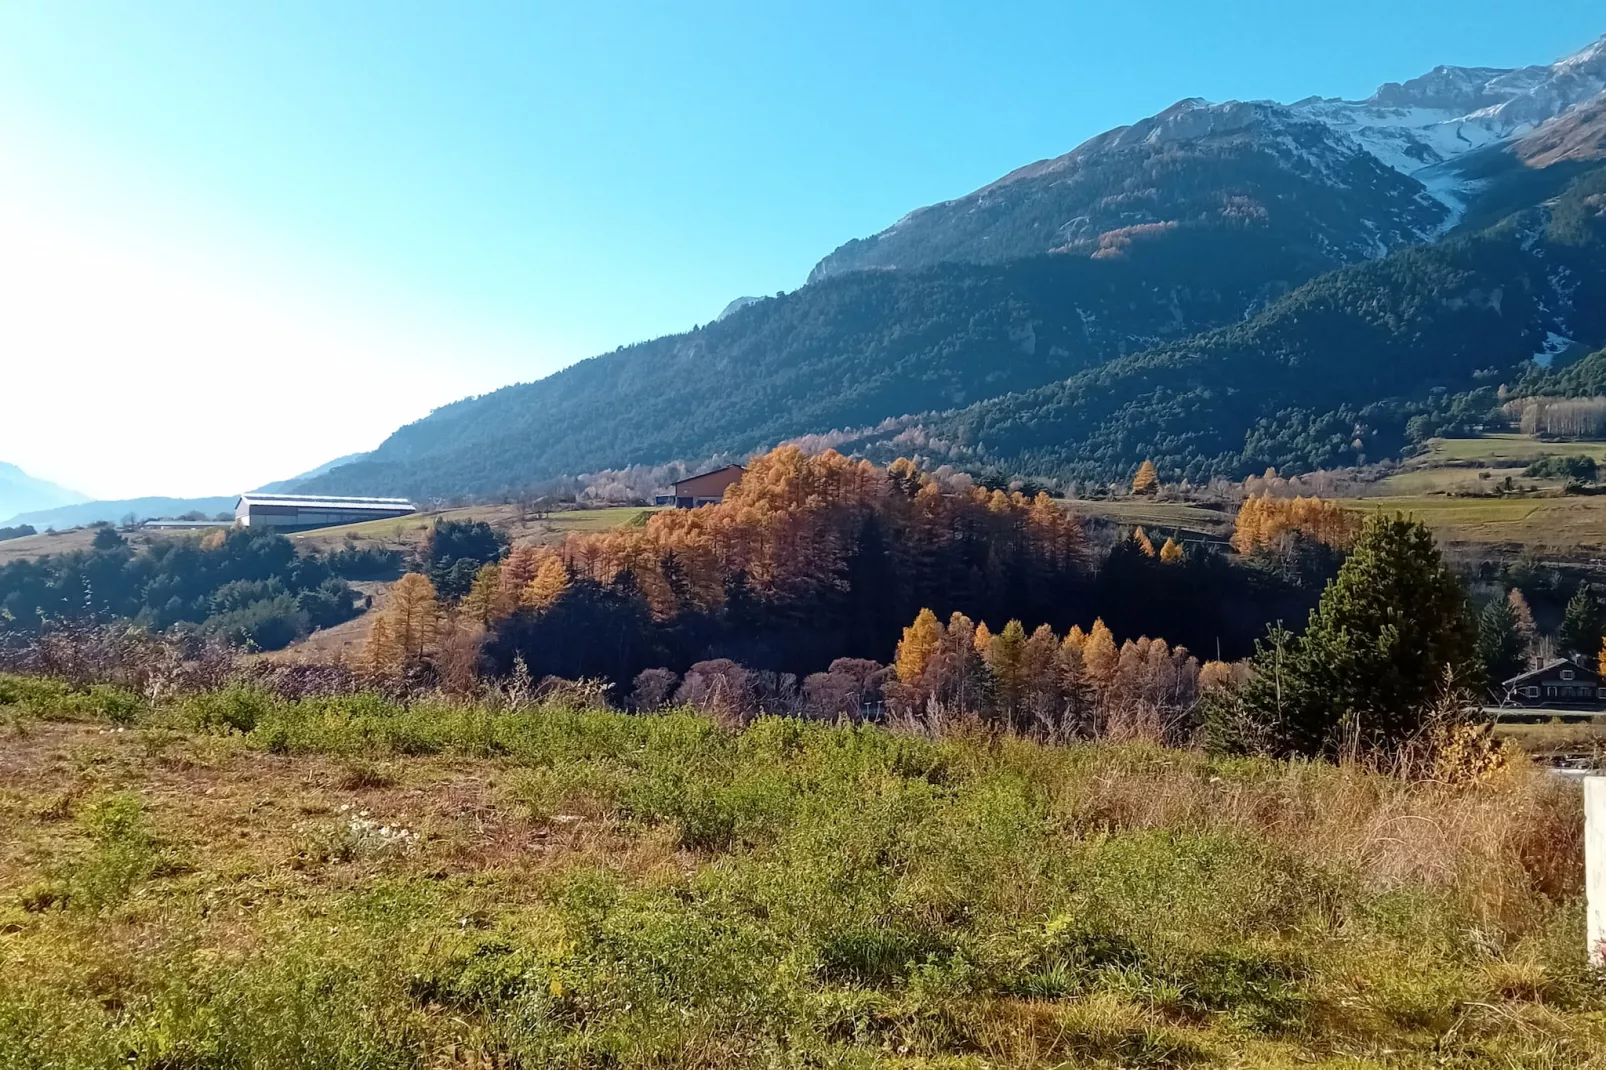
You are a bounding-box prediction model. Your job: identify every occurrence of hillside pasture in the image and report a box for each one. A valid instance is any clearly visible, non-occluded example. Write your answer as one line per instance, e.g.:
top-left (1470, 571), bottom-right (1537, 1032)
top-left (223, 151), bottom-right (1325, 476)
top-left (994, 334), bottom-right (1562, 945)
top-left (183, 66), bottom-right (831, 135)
top-left (1423, 434), bottom-right (1606, 467)
top-left (1062, 499), bottom-right (1234, 539)
top-left (1365, 434), bottom-right (1606, 496)
top-left (0, 527), bottom-right (158, 566)
top-left (1336, 494), bottom-right (1606, 556)
top-left (292, 504), bottom-right (660, 553)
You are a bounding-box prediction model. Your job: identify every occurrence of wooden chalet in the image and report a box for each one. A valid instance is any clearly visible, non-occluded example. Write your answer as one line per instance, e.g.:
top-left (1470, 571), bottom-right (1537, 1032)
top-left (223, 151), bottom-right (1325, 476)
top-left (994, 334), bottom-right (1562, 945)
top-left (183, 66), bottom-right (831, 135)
top-left (1500, 658), bottom-right (1606, 708)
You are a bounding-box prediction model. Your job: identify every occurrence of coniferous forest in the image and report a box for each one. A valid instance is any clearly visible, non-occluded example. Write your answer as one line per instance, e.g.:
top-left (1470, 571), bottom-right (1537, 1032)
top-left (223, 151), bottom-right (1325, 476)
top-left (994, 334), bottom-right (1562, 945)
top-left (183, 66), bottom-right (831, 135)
top-left (0, 527), bottom-right (370, 651)
top-left (303, 159), bottom-right (1606, 499)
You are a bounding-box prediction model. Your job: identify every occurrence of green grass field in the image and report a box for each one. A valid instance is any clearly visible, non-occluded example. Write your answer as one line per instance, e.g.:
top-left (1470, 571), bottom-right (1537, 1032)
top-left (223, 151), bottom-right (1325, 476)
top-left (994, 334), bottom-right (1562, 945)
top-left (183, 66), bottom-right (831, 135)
top-left (1366, 435), bottom-right (1606, 496)
top-left (1421, 434), bottom-right (1606, 467)
top-left (1335, 494), bottom-right (1606, 553)
top-left (1, 674), bottom-right (1600, 1068)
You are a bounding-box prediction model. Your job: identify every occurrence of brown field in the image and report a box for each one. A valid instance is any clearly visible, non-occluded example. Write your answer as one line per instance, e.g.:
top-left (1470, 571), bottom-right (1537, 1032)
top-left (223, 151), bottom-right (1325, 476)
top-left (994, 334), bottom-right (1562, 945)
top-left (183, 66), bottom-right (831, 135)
top-left (1335, 494), bottom-right (1606, 558)
top-left (292, 504), bottom-right (658, 553)
top-left (1062, 498), bottom-right (1234, 539)
top-left (0, 527), bottom-right (162, 565)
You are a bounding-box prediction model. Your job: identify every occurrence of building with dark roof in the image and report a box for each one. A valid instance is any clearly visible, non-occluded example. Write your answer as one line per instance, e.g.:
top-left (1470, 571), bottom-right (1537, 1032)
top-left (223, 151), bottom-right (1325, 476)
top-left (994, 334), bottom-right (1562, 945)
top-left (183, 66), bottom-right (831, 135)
top-left (1500, 658), bottom-right (1606, 708)
top-left (234, 494), bottom-right (415, 531)
top-left (654, 465), bottom-right (745, 509)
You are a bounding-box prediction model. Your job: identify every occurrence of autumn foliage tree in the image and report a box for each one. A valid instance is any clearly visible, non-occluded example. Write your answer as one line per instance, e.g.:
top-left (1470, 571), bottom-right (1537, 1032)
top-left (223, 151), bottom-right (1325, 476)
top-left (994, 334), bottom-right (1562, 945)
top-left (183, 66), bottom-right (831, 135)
top-left (363, 572), bottom-right (441, 677)
top-left (890, 608), bottom-right (1197, 741)
top-left (486, 446), bottom-right (1090, 676)
top-left (522, 556), bottom-right (571, 611)
top-left (461, 563), bottom-right (503, 626)
top-left (474, 446), bottom-right (1331, 691)
top-left (1231, 494), bottom-right (1357, 554)
top-left (895, 608), bottom-right (942, 685)
top-left (1130, 459), bottom-right (1159, 496)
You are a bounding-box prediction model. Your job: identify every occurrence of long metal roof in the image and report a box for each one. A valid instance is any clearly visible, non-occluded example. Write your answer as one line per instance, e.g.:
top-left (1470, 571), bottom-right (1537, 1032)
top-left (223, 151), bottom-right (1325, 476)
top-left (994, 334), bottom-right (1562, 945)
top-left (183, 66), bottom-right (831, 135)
top-left (236, 494), bottom-right (414, 510)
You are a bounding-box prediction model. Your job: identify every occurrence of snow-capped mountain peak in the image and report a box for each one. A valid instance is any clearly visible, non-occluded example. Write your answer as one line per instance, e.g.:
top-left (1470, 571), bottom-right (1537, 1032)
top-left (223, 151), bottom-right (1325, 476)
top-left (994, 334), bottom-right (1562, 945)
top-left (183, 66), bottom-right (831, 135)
top-left (1291, 35), bottom-right (1606, 185)
top-left (1555, 34), bottom-right (1606, 72)
top-left (808, 32), bottom-right (1606, 282)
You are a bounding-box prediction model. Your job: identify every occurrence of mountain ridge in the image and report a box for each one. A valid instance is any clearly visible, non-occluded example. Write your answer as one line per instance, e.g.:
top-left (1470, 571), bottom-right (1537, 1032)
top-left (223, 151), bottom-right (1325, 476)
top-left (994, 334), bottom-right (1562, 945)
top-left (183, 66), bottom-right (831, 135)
top-left (0, 463), bottom-right (88, 526)
top-left (811, 35), bottom-right (1606, 281)
top-left (300, 32), bottom-right (1606, 501)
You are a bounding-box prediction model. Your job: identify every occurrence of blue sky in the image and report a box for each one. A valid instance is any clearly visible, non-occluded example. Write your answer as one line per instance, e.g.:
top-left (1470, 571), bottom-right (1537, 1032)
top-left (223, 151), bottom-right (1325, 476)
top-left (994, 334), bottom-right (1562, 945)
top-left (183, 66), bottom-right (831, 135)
top-left (1, 1), bottom-right (1602, 499)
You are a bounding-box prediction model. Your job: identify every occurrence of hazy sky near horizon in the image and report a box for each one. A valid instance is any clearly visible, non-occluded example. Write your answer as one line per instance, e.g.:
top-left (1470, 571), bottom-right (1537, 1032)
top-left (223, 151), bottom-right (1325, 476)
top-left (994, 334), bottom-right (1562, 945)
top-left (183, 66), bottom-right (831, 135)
top-left (1, 2), bottom-right (1602, 500)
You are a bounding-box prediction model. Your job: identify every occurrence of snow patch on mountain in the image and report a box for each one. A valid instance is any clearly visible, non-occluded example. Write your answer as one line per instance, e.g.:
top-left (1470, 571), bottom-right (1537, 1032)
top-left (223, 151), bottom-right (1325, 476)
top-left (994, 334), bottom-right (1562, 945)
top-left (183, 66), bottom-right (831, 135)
top-left (1290, 34), bottom-right (1606, 215)
top-left (1534, 332), bottom-right (1575, 368)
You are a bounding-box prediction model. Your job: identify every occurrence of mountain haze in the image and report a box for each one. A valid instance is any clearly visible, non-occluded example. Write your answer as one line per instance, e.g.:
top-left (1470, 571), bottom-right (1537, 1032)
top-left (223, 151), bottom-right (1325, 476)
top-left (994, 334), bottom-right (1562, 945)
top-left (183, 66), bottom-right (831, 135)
top-left (306, 34), bottom-right (1606, 499)
top-left (0, 463), bottom-right (87, 526)
top-left (5, 497), bottom-right (239, 531)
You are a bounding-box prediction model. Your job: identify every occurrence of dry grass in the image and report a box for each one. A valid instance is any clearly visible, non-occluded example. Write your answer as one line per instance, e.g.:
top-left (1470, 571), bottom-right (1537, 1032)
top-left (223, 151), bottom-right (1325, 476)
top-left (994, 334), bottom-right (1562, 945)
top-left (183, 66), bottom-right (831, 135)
top-left (1497, 720), bottom-right (1606, 760)
top-left (2, 679), bottom-right (1602, 1067)
top-left (291, 504), bottom-right (659, 553)
top-left (1061, 499), bottom-right (1235, 538)
top-left (1334, 494), bottom-right (1606, 557)
top-left (0, 527), bottom-right (161, 565)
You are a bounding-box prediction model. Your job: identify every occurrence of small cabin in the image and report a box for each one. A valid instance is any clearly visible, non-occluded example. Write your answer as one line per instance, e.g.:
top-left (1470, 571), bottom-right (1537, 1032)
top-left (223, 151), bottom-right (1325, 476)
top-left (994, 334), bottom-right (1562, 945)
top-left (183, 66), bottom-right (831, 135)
top-left (1501, 659), bottom-right (1606, 708)
top-left (655, 465), bottom-right (745, 509)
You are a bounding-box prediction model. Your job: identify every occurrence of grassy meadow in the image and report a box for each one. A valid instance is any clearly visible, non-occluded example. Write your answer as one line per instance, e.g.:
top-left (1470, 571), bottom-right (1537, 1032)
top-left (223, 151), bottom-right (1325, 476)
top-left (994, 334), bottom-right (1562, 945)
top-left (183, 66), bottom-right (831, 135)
top-left (1334, 495), bottom-right (1606, 556)
top-left (1419, 436), bottom-right (1606, 468)
top-left (2, 674), bottom-right (1603, 1068)
top-left (293, 505), bottom-right (659, 553)
top-left (1061, 500), bottom-right (1235, 540)
top-left (1362, 435), bottom-right (1606, 500)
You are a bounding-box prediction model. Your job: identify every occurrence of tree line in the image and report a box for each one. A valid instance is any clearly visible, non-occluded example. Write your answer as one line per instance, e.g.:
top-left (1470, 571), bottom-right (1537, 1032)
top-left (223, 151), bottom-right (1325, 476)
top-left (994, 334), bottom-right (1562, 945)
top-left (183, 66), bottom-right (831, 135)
top-left (0, 526), bottom-right (373, 651)
top-left (360, 448), bottom-right (1344, 706)
top-left (357, 453), bottom-right (1606, 766)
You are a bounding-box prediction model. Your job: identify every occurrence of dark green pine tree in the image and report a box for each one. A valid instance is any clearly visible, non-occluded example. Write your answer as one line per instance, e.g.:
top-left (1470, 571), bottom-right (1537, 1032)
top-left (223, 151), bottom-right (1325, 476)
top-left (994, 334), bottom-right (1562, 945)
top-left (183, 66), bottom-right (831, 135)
top-left (1208, 514), bottom-right (1478, 759)
top-left (1477, 597), bottom-right (1526, 695)
top-left (1558, 585), bottom-right (1604, 663)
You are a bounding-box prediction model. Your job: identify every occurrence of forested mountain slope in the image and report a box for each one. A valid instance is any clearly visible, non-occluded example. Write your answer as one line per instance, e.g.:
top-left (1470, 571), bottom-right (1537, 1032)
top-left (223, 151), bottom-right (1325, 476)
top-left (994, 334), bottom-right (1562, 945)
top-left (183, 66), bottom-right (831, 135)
top-left (895, 168), bottom-right (1606, 484)
top-left (307, 35), bottom-right (1606, 499)
top-left (306, 228), bottom-right (1322, 498)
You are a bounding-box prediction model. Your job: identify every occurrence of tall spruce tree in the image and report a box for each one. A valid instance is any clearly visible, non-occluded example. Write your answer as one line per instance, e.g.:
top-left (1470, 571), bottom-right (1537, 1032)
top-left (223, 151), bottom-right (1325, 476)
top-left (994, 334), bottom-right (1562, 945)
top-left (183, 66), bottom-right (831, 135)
top-left (1208, 514), bottom-right (1477, 758)
top-left (1477, 597), bottom-right (1526, 695)
top-left (1559, 585), bottom-right (1604, 662)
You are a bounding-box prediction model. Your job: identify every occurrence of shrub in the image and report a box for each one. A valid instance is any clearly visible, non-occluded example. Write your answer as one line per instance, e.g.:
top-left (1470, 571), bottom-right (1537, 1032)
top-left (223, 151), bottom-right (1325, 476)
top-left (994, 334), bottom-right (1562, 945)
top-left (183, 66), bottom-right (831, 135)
top-left (1522, 454), bottom-right (1598, 481)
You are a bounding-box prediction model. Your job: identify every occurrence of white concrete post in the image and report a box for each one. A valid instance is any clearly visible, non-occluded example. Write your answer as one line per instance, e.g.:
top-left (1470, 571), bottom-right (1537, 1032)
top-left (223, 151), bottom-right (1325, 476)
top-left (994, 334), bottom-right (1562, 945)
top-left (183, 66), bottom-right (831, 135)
top-left (1588, 777), bottom-right (1606, 968)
